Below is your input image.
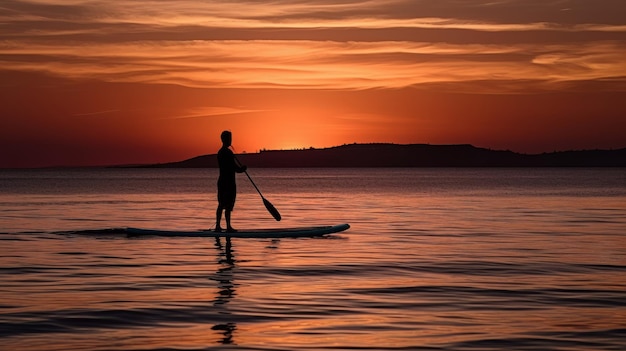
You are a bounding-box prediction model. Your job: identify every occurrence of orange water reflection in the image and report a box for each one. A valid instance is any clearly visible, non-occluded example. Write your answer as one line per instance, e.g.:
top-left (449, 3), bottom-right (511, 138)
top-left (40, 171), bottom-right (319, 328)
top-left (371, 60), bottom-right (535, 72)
top-left (1, 169), bottom-right (625, 350)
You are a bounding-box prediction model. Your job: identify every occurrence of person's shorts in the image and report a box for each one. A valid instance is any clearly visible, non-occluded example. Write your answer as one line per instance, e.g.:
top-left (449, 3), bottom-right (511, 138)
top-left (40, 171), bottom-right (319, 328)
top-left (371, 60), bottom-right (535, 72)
top-left (218, 183), bottom-right (236, 211)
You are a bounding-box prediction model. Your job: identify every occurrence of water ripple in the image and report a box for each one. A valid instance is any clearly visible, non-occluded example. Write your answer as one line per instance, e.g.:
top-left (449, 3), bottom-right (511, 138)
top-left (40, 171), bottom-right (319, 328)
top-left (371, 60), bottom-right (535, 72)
top-left (1, 168), bottom-right (625, 351)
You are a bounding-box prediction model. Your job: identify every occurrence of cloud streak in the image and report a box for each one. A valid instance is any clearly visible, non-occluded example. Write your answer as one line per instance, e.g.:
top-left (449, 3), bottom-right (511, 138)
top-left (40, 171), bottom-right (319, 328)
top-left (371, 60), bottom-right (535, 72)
top-left (1, 39), bottom-right (624, 91)
top-left (165, 106), bottom-right (271, 120)
top-left (1, 0), bottom-right (624, 93)
top-left (73, 109), bottom-right (120, 117)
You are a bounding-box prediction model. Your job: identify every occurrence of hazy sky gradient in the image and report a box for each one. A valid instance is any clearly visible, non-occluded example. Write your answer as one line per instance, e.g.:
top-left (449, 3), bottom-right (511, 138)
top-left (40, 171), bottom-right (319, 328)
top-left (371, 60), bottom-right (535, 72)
top-left (1, 0), bottom-right (625, 167)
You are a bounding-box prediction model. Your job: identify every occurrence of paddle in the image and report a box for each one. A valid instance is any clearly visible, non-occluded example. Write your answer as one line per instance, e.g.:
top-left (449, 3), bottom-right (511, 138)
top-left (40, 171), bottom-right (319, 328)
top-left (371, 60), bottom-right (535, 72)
top-left (234, 155), bottom-right (281, 221)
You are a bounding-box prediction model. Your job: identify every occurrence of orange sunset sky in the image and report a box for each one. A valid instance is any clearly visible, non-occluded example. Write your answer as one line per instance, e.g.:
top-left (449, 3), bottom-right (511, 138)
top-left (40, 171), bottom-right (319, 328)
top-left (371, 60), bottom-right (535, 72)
top-left (1, 0), bottom-right (625, 167)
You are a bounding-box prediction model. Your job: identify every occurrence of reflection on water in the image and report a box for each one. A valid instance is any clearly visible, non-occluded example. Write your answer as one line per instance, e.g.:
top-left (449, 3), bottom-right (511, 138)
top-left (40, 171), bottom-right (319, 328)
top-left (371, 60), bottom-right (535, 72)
top-left (212, 237), bottom-right (237, 345)
top-left (0, 168), bottom-right (625, 350)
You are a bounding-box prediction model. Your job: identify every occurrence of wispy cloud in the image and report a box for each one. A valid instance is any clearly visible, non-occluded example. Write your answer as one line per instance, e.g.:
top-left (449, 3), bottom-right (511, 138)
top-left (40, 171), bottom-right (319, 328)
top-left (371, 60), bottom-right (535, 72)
top-left (165, 106), bottom-right (271, 120)
top-left (2, 39), bottom-right (624, 92)
top-left (4, 5), bottom-right (626, 34)
top-left (1, 0), bottom-right (624, 92)
top-left (73, 109), bottom-right (120, 117)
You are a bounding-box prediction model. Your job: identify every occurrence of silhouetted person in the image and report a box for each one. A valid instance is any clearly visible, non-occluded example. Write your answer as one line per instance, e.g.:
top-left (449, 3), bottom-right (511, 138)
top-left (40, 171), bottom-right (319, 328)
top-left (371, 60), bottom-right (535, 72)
top-left (215, 130), bottom-right (246, 232)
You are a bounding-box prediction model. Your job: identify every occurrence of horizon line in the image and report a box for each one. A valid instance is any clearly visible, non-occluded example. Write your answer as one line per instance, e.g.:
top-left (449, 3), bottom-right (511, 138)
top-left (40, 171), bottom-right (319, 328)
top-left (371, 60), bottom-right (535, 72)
top-left (3, 142), bottom-right (625, 169)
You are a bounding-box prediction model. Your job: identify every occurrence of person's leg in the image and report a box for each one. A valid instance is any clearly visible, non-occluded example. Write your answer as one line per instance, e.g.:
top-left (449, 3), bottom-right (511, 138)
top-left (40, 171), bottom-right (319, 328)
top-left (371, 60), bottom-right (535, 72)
top-left (215, 205), bottom-right (224, 231)
top-left (225, 209), bottom-right (236, 232)
top-left (225, 189), bottom-right (237, 232)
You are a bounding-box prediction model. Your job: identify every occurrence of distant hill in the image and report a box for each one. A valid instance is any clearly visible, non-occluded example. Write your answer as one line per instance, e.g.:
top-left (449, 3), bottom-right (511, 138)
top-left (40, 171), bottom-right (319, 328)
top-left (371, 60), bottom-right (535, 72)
top-left (143, 143), bottom-right (626, 168)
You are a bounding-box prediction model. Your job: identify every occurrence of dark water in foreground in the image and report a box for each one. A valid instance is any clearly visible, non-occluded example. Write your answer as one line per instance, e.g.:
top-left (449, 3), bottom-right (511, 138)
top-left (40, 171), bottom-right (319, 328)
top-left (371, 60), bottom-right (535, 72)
top-left (1, 168), bottom-right (625, 350)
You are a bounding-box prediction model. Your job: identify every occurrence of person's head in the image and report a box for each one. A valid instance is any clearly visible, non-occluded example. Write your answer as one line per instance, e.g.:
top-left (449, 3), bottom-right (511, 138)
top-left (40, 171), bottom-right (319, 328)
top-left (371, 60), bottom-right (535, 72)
top-left (220, 130), bottom-right (232, 147)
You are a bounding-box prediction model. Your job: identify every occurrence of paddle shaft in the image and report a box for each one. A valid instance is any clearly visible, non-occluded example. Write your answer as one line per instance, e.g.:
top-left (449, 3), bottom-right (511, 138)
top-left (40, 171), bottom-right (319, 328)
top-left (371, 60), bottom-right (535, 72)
top-left (234, 156), bottom-right (263, 198)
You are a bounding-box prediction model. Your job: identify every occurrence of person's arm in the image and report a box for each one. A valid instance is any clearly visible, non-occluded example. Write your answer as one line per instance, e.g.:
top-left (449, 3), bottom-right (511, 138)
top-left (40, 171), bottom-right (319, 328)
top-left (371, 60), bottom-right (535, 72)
top-left (235, 163), bottom-right (247, 173)
top-left (232, 154), bottom-right (247, 173)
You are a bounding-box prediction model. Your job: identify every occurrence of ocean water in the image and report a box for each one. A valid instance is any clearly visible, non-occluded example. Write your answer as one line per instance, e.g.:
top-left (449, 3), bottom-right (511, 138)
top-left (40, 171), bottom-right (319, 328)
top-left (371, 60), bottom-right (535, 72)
top-left (1, 168), bottom-right (625, 351)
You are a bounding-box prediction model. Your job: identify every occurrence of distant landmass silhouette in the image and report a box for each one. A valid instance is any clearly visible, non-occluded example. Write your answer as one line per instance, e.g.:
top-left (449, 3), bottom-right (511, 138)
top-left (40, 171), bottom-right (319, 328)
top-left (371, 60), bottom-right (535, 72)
top-left (142, 143), bottom-right (626, 168)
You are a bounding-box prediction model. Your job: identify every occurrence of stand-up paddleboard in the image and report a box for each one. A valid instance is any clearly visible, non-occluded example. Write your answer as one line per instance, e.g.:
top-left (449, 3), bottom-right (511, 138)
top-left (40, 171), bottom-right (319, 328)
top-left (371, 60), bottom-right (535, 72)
top-left (126, 223), bottom-right (349, 238)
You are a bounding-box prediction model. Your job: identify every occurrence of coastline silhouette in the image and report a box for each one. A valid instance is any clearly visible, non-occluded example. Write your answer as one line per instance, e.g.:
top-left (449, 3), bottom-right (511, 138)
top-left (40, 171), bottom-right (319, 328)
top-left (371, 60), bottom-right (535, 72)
top-left (147, 143), bottom-right (626, 168)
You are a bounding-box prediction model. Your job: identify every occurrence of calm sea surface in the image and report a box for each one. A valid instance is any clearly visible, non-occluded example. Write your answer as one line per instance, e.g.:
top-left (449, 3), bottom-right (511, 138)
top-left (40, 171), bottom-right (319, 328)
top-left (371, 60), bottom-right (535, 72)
top-left (1, 168), bottom-right (625, 350)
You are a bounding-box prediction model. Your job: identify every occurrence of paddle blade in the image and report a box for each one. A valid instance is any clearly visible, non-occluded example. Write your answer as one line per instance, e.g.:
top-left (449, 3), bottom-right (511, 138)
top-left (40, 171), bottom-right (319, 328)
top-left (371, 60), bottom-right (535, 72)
top-left (263, 197), bottom-right (281, 221)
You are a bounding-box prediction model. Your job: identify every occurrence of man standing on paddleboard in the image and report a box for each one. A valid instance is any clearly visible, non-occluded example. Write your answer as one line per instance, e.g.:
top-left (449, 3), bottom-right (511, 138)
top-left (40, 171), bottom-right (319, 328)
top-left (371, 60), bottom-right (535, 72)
top-left (215, 130), bottom-right (247, 232)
